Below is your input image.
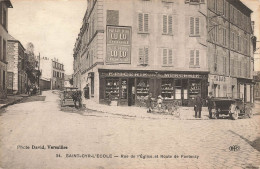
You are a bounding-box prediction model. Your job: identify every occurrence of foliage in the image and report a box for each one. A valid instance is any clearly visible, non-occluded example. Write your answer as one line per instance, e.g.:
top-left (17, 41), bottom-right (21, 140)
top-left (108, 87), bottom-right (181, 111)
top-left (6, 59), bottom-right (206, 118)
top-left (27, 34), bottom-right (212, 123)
top-left (69, 78), bottom-right (73, 85)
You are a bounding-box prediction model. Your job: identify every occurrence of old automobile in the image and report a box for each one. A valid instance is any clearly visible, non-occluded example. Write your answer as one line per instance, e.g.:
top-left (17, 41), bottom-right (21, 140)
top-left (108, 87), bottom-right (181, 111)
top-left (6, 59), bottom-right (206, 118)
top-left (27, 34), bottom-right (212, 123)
top-left (211, 98), bottom-right (253, 120)
top-left (60, 87), bottom-right (78, 107)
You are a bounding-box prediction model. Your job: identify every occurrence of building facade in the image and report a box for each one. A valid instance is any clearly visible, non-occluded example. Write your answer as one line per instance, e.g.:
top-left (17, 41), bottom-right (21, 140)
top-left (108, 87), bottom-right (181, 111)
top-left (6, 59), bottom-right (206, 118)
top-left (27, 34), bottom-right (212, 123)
top-left (0, 0), bottom-right (12, 98)
top-left (7, 35), bottom-right (27, 94)
top-left (207, 0), bottom-right (254, 103)
top-left (40, 57), bottom-right (65, 90)
top-left (73, 0), bottom-right (255, 106)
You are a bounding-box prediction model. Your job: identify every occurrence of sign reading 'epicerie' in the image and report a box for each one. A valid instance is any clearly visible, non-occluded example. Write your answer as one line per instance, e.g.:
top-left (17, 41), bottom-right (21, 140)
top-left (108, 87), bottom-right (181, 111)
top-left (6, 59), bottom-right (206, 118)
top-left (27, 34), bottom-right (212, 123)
top-left (106, 26), bottom-right (131, 64)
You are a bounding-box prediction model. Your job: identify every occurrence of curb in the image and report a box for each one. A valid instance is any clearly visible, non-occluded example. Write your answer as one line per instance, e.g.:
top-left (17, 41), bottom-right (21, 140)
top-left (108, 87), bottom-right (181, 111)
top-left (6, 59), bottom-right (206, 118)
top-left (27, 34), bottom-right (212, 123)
top-left (0, 97), bottom-right (24, 109)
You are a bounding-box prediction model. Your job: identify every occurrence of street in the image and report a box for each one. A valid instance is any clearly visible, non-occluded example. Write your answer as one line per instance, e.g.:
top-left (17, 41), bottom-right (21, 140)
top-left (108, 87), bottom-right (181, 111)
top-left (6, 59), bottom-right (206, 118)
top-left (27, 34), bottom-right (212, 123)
top-left (0, 91), bottom-right (260, 169)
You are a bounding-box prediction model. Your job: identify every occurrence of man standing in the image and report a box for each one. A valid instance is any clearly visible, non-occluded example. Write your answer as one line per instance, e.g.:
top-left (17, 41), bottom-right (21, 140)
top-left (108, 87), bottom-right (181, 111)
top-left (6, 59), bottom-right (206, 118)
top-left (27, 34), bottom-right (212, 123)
top-left (194, 94), bottom-right (203, 118)
top-left (207, 92), bottom-right (214, 119)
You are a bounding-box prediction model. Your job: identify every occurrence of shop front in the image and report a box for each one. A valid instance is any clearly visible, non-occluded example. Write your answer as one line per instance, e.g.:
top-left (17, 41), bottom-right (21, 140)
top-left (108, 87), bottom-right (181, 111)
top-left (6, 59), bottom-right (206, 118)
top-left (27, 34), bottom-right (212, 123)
top-left (99, 70), bottom-right (208, 107)
top-left (237, 78), bottom-right (253, 103)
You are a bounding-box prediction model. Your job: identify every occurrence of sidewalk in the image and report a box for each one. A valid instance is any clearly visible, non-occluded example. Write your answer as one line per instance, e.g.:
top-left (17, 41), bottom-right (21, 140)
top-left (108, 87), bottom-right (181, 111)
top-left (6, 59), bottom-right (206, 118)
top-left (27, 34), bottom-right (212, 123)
top-left (83, 99), bottom-right (210, 120)
top-left (0, 94), bottom-right (29, 109)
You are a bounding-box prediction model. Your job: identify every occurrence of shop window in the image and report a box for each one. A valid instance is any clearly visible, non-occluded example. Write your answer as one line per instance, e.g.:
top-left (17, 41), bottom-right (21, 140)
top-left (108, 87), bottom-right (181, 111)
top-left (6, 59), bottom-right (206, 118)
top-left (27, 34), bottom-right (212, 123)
top-left (138, 13), bottom-right (149, 33)
top-left (182, 80), bottom-right (188, 99)
top-left (121, 79), bottom-right (127, 99)
top-left (189, 80), bottom-right (201, 99)
top-left (162, 15), bottom-right (173, 35)
top-left (136, 79), bottom-right (149, 100)
top-left (175, 79), bottom-right (182, 100)
top-left (161, 79), bottom-right (174, 99)
top-left (105, 78), bottom-right (119, 99)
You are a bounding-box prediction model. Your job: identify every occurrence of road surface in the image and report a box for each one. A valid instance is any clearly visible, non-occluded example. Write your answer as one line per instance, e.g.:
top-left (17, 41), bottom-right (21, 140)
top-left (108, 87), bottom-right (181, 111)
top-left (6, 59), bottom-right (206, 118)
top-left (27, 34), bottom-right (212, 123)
top-left (0, 91), bottom-right (259, 169)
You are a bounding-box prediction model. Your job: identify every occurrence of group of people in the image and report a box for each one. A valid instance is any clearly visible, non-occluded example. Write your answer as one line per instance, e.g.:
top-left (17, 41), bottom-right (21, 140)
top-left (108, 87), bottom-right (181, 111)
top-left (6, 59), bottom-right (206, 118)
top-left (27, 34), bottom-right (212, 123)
top-left (146, 92), bottom-right (215, 118)
top-left (25, 85), bottom-right (39, 96)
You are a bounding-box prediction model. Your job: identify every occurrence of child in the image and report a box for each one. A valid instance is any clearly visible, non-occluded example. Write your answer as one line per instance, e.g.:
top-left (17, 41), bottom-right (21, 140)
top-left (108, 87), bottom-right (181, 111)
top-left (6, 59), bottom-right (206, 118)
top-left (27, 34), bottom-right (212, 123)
top-left (157, 95), bottom-right (163, 109)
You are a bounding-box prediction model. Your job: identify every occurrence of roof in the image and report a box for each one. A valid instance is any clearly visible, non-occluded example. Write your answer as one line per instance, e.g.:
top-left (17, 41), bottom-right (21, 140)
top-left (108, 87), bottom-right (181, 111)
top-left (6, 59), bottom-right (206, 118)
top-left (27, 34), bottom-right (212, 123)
top-left (1, 0), bottom-right (13, 8)
top-left (7, 34), bottom-right (25, 50)
top-left (228, 0), bottom-right (253, 16)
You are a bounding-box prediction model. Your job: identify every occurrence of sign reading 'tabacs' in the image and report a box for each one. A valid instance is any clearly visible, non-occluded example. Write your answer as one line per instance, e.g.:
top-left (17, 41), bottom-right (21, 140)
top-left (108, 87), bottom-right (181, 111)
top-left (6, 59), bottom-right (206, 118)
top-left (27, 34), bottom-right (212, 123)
top-left (106, 26), bottom-right (131, 64)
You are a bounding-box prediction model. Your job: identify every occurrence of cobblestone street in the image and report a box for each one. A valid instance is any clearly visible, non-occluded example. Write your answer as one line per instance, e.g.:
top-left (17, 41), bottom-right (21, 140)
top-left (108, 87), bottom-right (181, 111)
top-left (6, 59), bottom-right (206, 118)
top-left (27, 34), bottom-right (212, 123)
top-left (0, 91), bottom-right (259, 169)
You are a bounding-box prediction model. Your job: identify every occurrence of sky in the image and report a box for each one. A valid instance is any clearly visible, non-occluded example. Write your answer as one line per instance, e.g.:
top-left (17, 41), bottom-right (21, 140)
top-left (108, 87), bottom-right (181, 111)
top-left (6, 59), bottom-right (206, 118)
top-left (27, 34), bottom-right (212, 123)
top-left (8, 0), bottom-right (87, 75)
top-left (8, 0), bottom-right (260, 74)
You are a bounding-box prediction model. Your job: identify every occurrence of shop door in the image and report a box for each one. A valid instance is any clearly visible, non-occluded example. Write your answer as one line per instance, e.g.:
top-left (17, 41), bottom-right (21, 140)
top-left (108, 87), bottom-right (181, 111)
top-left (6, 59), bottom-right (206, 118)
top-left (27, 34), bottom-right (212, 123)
top-left (128, 78), bottom-right (135, 106)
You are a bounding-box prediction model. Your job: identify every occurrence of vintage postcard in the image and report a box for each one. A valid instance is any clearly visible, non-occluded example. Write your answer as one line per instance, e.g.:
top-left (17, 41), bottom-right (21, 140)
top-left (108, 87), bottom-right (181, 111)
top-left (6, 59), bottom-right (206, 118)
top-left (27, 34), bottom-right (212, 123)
top-left (0, 0), bottom-right (260, 168)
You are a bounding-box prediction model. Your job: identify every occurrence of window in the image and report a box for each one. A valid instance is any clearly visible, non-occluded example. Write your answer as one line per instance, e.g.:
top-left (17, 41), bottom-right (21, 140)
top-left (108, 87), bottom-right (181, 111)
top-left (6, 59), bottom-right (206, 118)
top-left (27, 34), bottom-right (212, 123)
top-left (3, 39), bottom-right (6, 62)
top-left (3, 9), bottom-right (6, 29)
top-left (138, 47), bottom-right (149, 65)
top-left (3, 70), bottom-right (5, 89)
top-left (244, 38), bottom-right (248, 54)
top-left (190, 17), bottom-right (200, 36)
top-left (189, 50), bottom-right (199, 67)
top-left (231, 32), bottom-right (234, 49)
top-left (214, 53), bottom-right (217, 72)
top-left (223, 57), bottom-right (226, 75)
top-left (162, 15), bottom-right (173, 35)
top-left (162, 48), bottom-right (173, 65)
top-left (106, 10), bottom-right (119, 25)
top-left (138, 13), bottom-right (149, 33)
top-left (238, 60), bottom-right (242, 77)
top-left (237, 35), bottom-right (241, 51)
top-left (222, 28), bottom-right (226, 46)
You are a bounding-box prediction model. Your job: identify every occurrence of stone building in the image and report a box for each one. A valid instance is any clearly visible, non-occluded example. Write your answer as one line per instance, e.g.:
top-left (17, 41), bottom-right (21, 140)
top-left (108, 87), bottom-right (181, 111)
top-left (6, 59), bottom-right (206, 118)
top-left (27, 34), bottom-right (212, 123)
top-left (73, 0), bottom-right (255, 106)
top-left (207, 0), bottom-right (255, 102)
top-left (7, 35), bottom-right (27, 94)
top-left (40, 57), bottom-right (65, 90)
top-left (0, 0), bottom-right (12, 98)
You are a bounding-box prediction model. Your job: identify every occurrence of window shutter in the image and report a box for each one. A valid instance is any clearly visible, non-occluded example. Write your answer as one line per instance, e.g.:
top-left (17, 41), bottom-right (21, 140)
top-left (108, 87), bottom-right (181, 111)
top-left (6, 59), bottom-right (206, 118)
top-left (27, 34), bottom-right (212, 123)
top-left (190, 50), bottom-right (194, 65)
top-left (168, 15), bottom-right (173, 34)
top-left (139, 48), bottom-right (144, 64)
top-left (144, 47), bottom-right (149, 64)
top-left (144, 14), bottom-right (149, 32)
top-left (138, 13), bottom-right (143, 32)
top-left (163, 49), bottom-right (167, 65)
top-left (168, 49), bottom-right (173, 64)
top-left (163, 15), bottom-right (167, 34)
top-left (195, 50), bottom-right (199, 66)
top-left (195, 17), bottom-right (199, 35)
top-left (190, 17), bottom-right (194, 35)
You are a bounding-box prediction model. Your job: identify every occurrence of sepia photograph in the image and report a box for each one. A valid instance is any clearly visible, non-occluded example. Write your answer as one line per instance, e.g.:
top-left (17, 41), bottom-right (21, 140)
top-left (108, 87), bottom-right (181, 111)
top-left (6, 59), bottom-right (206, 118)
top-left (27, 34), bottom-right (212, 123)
top-left (0, 0), bottom-right (260, 168)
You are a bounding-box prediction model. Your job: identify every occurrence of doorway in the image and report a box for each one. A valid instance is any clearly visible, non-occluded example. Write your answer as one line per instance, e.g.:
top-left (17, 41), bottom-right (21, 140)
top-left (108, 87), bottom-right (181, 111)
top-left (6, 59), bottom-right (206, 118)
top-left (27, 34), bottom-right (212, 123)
top-left (128, 78), bottom-right (135, 106)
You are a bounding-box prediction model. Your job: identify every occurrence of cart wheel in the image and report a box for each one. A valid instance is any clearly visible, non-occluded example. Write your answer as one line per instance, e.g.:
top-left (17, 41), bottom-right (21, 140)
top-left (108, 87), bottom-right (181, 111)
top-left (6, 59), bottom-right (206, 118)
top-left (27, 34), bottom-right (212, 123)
top-left (231, 108), bottom-right (239, 120)
top-left (246, 108), bottom-right (253, 118)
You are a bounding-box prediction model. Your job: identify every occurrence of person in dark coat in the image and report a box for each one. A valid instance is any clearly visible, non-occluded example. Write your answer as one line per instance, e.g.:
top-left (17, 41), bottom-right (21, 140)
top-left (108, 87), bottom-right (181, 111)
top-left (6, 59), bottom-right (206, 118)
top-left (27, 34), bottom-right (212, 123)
top-left (207, 92), bottom-right (214, 119)
top-left (194, 94), bottom-right (203, 118)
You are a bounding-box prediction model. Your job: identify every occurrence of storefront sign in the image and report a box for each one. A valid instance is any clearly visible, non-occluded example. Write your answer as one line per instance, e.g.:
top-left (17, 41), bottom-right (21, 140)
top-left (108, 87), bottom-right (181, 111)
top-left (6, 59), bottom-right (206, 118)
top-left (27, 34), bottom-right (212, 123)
top-left (213, 75), bottom-right (226, 82)
top-left (100, 71), bottom-right (207, 79)
top-left (106, 26), bottom-right (131, 64)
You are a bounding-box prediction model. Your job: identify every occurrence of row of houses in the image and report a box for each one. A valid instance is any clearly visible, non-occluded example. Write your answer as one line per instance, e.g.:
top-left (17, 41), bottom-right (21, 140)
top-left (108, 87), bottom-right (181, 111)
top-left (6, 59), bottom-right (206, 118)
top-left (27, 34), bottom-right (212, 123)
top-left (0, 0), bottom-right (68, 99)
top-left (72, 0), bottom-right (257, 107)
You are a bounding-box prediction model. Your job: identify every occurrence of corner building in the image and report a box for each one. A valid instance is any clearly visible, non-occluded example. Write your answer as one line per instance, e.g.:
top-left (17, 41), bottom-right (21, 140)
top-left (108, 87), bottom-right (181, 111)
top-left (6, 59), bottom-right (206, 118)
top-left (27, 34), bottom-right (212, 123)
top-left (73, 0), bottom-right (254, 106)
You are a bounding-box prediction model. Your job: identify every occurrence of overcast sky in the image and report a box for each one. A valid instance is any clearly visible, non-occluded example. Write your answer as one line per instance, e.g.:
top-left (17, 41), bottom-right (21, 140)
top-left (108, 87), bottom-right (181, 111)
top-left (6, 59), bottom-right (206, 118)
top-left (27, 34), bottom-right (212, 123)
top-left (8, 0), bottom-right (260, 74)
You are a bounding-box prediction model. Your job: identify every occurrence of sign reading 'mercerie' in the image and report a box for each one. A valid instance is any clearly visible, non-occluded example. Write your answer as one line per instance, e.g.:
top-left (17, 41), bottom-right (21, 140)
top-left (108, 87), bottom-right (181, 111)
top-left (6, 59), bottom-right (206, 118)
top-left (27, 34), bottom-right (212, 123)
top-left (106, 26), bottom-right (131, 64)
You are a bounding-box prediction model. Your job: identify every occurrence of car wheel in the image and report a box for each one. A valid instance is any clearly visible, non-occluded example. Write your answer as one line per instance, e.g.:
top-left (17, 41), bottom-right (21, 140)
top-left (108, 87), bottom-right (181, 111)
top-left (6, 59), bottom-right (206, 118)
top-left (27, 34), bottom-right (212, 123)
top-left (231, 108), bottom-right (239, 120)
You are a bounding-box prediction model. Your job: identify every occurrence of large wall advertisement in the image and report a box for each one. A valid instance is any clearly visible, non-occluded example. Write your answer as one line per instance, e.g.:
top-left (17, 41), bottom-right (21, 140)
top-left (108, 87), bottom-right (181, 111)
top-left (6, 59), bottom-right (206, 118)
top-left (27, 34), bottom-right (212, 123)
top-left (106, 26), bottom-right (131, 64)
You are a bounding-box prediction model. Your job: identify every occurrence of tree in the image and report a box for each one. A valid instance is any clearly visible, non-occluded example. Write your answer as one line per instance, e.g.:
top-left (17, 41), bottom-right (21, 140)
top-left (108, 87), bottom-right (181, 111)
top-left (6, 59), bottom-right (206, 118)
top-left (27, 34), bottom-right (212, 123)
top-left (69, 77), bottom-right (73, 86)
